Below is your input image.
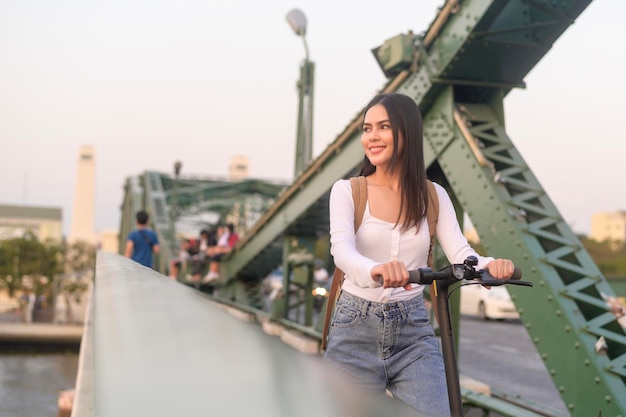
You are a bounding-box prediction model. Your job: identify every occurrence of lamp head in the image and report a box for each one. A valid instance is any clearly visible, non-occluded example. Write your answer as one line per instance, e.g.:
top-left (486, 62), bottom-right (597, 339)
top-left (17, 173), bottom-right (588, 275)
top-left (286, 9), bottom-right (307, 36)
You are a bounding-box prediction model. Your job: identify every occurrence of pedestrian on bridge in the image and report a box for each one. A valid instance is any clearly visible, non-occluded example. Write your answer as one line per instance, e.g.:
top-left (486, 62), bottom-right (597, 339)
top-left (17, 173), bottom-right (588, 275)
top-left (325, 93), bottom-right (515, 417)
top-left (124, 210), bottom-right (160, 269)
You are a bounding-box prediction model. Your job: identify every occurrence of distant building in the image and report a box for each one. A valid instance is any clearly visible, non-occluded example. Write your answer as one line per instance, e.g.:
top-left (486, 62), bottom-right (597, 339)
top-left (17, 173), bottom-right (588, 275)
top-left (98, 229), bottom-right (119, 253)
top-left (0, 204), bottom-right (63, 243)
top-left (69, 145), bottom-right (97, 244)
top-left (591, 211), bottom-right (626, 243)
top-left (228, 155), bottom-right (249, 181)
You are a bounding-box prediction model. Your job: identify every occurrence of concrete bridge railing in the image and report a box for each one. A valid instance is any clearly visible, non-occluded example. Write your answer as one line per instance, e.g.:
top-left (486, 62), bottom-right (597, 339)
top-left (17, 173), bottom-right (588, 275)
top-left (71, 251), bottom-right (420, 417)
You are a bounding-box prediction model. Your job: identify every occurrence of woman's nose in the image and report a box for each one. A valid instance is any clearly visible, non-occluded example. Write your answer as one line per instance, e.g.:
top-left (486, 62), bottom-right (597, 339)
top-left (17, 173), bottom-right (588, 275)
top-left (365, 128), bottom-right (379, 139)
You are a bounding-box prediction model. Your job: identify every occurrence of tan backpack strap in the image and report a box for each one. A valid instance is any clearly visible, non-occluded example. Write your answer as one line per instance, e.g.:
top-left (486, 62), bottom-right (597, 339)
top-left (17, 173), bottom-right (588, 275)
top-left (321, 267), bottom-right (344, 351)
top-left (426, 180), bottom-right (439, 268)
top-left (350, 176), bottom-right (367, 231)
top-left (426, 180), bottom-right (440, 325)
top-left (321, 176), bottom-right (368, 351)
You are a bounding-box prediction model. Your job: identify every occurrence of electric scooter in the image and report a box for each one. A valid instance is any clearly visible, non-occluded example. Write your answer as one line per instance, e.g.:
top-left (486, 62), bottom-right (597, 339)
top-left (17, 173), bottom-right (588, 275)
top-left (408, 256), bottom-right (533, 416)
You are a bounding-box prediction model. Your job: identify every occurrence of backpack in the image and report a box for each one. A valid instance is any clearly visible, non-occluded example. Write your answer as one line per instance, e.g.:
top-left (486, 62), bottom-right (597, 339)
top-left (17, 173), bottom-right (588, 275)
top-left (320, 176), bottom-right (440, 351)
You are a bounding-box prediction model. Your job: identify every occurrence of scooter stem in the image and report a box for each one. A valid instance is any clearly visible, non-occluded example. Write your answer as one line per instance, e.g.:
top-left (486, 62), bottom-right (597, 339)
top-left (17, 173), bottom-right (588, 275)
top-left (434, 280), bottom-right (464, 417)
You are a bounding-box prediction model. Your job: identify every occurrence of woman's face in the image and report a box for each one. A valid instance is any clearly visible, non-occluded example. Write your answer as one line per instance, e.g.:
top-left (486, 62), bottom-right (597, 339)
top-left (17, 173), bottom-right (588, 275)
top-left (361, 104), bottom-right (402, 169)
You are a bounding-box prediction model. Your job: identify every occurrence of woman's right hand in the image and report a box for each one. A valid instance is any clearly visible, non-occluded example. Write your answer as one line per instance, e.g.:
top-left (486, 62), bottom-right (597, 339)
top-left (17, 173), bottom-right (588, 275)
top-left (371, 260), bottom-right (412, 291)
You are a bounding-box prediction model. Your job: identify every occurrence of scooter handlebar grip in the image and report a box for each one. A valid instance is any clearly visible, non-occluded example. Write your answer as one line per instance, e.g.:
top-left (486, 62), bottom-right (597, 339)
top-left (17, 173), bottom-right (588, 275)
top-left (408, 269), bottom-right (434, 285)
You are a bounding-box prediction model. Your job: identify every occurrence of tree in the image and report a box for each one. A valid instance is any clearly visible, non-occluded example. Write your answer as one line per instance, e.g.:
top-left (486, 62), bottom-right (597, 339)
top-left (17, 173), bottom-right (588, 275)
top-left (0, 234), bottom-right (96, 323)
top-left (579, 235), bottom-right (626, 278)
top-left (55, 240), bottom-right (96, 324)
top-left (0, 233), bottom-right (62, 299)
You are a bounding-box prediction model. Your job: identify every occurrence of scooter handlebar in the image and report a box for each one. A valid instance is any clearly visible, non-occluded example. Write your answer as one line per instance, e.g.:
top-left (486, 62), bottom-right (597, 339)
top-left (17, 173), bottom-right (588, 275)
top-left (408, 266), bottom-right (526, 286)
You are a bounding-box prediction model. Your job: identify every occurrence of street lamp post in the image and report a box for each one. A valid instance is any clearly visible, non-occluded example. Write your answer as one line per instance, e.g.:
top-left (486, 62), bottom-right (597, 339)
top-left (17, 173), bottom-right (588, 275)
top-left (171, 160), bottom-right (182, 242)
top-left (172, 160), bottom-right (182, 219)
top-left (286, 9), bottom-right (315, 177)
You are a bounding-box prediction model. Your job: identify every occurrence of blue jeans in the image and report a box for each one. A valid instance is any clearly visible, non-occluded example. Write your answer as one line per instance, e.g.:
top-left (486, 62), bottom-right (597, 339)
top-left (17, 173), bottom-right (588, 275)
top-left (324, 290), bottom-right (451, 417)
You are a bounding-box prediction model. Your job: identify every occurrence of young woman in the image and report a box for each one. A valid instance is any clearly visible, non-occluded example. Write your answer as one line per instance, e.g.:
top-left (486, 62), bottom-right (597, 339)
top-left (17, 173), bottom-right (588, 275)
top-left (325, 93), bottom-right (514, 416)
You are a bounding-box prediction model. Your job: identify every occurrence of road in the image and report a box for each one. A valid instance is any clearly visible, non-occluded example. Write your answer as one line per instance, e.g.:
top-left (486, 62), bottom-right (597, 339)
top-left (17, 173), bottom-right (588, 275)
top-left (457, 315), bottom-right (568, 415)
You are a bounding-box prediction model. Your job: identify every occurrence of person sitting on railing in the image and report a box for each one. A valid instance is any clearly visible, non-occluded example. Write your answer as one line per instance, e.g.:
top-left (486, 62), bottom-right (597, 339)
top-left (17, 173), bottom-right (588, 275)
top-left (190, 229), bottom-right (216, 282)
top-left (202, 223), bottom-right (239, 283)
top-left (169, 238), bottom-right (192, 280)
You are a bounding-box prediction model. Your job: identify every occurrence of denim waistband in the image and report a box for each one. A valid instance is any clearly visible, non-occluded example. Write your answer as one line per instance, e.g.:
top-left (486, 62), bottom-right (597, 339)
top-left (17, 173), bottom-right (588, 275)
top-left (338, 290), bottom-right (425, 318)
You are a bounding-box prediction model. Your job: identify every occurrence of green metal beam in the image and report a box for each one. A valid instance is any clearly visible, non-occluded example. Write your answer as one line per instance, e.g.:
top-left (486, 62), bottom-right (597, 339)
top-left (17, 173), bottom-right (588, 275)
top-left (420, 87), bottom-right (626, 415)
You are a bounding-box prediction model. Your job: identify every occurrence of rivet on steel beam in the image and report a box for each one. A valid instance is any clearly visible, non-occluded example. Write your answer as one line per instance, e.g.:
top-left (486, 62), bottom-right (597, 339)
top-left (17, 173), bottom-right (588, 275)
top-left (558, 386), bottom-right (565, 393)
top-left (574, 342), bottom-right (580, 349)
top-left (547, 295), bottom-right (553, 301)
top-left (564, 325), bottom-right (570, 332)
top-left (605, 396), bottom-right (612, 403)
top-left (533, 337), bottom-right (540, 343)
top-left (594, 376), bottom-right (600, 383)
top-left (542, 353), bottom-right (548, 359)
top-left (567, 404), bottom-right (574, 410)
top-left (555, 310), bottom-right (561, 316)
top-left (550, 369), bottom-right (556, 375)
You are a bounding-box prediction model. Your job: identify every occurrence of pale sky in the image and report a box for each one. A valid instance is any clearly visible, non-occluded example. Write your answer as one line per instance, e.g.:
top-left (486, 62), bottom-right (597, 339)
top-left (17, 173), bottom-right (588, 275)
top-left (1, 0), bottom-right (624, 237)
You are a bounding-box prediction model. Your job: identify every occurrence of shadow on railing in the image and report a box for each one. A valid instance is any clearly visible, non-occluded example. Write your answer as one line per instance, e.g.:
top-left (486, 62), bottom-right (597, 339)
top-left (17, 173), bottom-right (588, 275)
top-left (71, 251), bottom-right (419, 417)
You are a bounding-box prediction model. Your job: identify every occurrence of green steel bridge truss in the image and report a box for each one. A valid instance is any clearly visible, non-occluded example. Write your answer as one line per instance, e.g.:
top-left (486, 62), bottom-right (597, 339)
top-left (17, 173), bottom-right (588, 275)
top-left (118, 1), bottom-right (626, 415)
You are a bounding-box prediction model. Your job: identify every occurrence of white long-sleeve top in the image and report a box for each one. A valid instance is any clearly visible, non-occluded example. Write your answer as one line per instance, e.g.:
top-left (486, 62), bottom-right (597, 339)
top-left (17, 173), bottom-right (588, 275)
top-left (329, 179), bottom-right (494, 303)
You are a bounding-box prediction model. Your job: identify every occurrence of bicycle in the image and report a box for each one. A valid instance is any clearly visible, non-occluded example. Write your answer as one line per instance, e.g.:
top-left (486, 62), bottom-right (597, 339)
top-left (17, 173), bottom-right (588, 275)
top-left (408, 256), bottom-right (533, 416)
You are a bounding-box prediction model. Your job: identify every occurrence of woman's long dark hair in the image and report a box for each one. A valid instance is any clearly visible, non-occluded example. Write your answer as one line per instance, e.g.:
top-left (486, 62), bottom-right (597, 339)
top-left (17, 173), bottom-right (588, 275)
top-left (357, 93), bottom-right (428, 232)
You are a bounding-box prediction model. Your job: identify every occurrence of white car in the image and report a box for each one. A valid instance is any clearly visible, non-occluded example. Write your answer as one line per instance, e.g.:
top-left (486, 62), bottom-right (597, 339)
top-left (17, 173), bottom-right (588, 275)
top-left (459, 284), bottom-right (519, 320)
